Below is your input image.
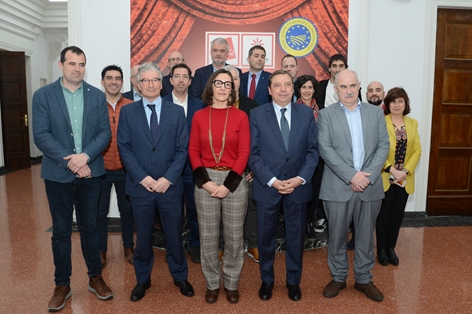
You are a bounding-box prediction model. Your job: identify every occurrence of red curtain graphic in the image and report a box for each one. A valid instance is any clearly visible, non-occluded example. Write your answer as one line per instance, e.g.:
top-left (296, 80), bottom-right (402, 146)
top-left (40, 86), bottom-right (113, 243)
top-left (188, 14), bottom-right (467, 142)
top-left (131, 0), bottom-right (348, 79)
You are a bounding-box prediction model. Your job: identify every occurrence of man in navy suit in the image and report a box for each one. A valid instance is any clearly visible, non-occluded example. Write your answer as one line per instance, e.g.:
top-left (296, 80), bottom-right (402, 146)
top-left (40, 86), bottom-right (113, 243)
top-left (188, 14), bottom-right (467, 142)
top-left (122, 64), bottom-right (141, 101)
top-left (190, 37), bottom-right (241, 99)
top-left (161, 51), bottom-right (185, 97)
top-left (117, 63), bottom-right (195, 301)
top-left (240, 45), bottom-right (272, 106)
top-left (162, 63), bottom-right (204, 263)
top-left (33, 46), bottom-right (113, 312)
top-left (249, 70), bottom-right (319, 302)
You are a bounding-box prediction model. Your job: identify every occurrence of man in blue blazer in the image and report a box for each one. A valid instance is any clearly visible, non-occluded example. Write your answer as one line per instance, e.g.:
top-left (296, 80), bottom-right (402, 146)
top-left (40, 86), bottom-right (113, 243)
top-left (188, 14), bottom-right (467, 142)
top-left (117, 62), bottom-right (194, 301)
top-left (249, 70), bottom-right (319, 302)
top-left (162, 63), bottom-right (204, 263)
top-left (240, 45), bottom-right (272, 106)
top-left (32, 46), bottom-right (113, 311)
top-left (122, 64), bottom-right (142, 102)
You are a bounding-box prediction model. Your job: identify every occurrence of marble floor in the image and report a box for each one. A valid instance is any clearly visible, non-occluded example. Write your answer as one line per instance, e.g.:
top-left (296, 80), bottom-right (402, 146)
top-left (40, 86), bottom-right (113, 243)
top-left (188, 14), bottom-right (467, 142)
top-left (0, 165), bottom-right (471, 313)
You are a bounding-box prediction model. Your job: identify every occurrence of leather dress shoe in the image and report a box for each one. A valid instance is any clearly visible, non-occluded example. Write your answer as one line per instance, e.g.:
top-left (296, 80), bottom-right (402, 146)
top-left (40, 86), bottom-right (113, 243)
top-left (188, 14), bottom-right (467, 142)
top-left (378, 249), bottom-right (389, 266)
top-left (306, 220), bottom-right (317, 241)
top-left (259, 282), bottom-right (274, 300)
top-left (224, 288), bottom-right (239, 303)
top-left (323, 280), bottom-right (346, 298)
top-left (174, 280), bottom-right (195, 297)
top-left (246, 247), bottom-right (259, 263)
top-left (387, 248), bottom-right (399, 266)
top-left (205, 289), bottom-right (219, 303)
top-left (130, 282), bottom-right (151, 301)
top-left (286, 283), bottom-right (301, 301)
top-left (100, 251), bottom-right (107, 268)
top-left (48, 285), bottom-right (71, 312)
top-left (354, 282), bottom-right (384, 302)
top-left (124, 247), bottom-right (134, 265)
top-left (188, 246), bottom-right (201, 263)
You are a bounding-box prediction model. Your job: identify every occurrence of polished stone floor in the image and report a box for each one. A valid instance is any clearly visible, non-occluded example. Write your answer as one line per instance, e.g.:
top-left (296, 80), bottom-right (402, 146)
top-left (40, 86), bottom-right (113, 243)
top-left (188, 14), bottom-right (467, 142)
top-left (1, 165), bottom-right (471, 313)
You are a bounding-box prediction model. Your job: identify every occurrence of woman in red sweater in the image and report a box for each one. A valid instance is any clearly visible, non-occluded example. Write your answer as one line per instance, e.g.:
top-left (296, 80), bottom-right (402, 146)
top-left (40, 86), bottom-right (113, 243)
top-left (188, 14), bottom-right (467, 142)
top-left (189, 69), bottom-right (250, 304)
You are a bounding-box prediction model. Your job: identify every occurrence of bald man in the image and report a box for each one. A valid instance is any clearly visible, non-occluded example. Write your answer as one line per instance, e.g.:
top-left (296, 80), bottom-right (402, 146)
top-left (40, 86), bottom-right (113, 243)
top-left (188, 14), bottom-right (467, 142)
top-left (366, 81), bottom-right (386, 109)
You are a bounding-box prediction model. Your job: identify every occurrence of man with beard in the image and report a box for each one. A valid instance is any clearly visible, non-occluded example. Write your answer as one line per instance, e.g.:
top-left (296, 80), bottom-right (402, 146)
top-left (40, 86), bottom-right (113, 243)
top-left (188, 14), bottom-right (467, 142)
top-left (366, 81), bottom-right (386, 111)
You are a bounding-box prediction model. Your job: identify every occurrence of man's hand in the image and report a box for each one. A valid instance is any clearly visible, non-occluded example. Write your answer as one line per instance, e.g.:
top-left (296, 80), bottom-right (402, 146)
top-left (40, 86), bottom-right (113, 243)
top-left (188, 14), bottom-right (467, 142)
top-left (245, 171), bottom-right (254, 182)
top-left (202, 181), bottom-right (218, 194)
top-left (76, 165), bottom-right (91, 178)
top-left (278, 177), bottom-right (303, 194)
top-left (211, 185), bottom-right (230, 199)
top-left (154, 177), bottom-right (171, 193)
top-left (350, 171), bottom-right (371, 192)
top-left (140, 175), bottom-right (158, 192)
top-left (64, 153), bottom-right (88, 173)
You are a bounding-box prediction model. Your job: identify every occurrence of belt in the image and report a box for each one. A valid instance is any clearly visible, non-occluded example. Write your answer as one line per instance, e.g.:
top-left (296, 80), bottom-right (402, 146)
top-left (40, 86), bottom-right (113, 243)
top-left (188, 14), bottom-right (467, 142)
top-left (208, 166), bottom-right (232, 171)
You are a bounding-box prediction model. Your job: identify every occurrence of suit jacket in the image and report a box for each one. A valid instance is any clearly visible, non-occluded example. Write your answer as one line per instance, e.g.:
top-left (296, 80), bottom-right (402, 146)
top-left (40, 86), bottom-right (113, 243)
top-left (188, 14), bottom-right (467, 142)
top-left (382, 114), bottom-right (422, 194)
top-left (32, 78), bottom-right (111, 183)
top-left (249, 102), bottom-right (319, 204)
top-left (190, 64), bottom-right (242, 100)
top-left (122, 89), bottom-right (134, 101)
top-left (161, 74), bottom-right (173, 97)
top-left (238, 92), bottom-right (258, 117)
top-left (117, 98), bottom-right (188, 198)
top-left (240, 70), bottom-right (272, 106)
top-left (162, 93), bottom-right (204, 133)
top-left (316, 79), bottom-right (362, 109)
top-left (317, 101), bottom-right (389, 202)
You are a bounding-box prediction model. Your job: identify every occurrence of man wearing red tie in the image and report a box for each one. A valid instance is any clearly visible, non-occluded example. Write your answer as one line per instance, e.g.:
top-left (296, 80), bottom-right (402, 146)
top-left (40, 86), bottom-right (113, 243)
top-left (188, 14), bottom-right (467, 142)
top-left (239, 45), bottom-right (272, 106)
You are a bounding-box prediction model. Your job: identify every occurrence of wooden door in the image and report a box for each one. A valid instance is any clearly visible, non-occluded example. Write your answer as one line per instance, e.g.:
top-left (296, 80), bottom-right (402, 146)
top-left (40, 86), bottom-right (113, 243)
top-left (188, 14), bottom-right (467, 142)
top-left (0, 51), bottom-right (30, 170)
top-left (427, 9), bottom-right (472, 215)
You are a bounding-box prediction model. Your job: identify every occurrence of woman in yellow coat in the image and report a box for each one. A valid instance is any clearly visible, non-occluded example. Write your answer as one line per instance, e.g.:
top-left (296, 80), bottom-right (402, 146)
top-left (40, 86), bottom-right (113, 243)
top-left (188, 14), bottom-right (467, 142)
top-left (376, 87), bottom-right (422, 266)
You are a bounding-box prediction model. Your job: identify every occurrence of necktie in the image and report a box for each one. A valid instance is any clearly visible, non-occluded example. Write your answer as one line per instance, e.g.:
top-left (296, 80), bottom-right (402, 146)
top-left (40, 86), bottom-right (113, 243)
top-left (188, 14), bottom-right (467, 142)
top-left (147, 104), bottom-right (158, 143)
top-left (280, 108), bottom-right (289, 150)
top-left (249, 73), bottom-right (256, 99)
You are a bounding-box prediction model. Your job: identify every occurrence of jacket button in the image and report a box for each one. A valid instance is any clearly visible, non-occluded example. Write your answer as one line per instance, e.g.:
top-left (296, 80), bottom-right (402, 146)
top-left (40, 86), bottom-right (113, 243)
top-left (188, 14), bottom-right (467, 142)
top-left (152, 148), bottom-right (156, 151)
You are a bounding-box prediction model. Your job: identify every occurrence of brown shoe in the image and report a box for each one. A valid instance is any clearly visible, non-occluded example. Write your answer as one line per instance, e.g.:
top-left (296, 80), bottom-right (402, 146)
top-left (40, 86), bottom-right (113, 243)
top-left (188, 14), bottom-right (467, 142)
top-left (246, 247), bottom-right (259, 263)
top-left (323, 280), bottom-right (347, 298)
top-left (354, 282), bottom-right (384, 302)
top-left (224, 288), bottom-right (239, 303)
top-left (124, 247), bottom-right (134, 265)
top-left (88, 274), bottom-right (113, 300)
top-left (100, 251), bottom-right (107, 269)
top-left (205, 289), bottom-right (219, 303)
top-left (48, 286), bottom-right (71, 312)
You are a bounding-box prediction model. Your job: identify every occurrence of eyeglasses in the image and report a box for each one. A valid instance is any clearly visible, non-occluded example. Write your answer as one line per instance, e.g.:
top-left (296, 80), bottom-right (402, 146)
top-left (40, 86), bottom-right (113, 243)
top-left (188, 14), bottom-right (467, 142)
top-left (168, 57), bottom-right (184, 63)
top-left (212, 80), bottom-right (233, 89)
top-left (173, 74), bottom-right (190, 80)
top-left (140, 78), bottom-right (161, 85)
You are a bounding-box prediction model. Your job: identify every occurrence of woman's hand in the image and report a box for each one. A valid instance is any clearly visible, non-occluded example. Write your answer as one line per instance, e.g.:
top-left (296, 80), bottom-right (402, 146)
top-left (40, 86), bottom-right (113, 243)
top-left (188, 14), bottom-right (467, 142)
top-left (202, 181), bottom-right (218, 194)
top-left (390, 167), bottom-right (407, 182)
top-left (211, 185), bottom-right (230, 199)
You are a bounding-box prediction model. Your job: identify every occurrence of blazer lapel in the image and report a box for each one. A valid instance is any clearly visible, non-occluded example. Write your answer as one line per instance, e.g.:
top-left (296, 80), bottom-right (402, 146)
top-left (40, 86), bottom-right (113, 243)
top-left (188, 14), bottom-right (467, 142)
top-left (265, 105), bottom-right (287, 153)
top-left (54, 80), bottom-right (73, 132)
top-left (134, 100), bottom-right (153, 143)
top-left (334, 103), bottom-right (353, 149)
top-left (288, 103), bottom-right (300, 152)
top-left (154, 101), bottom-right (170, 146)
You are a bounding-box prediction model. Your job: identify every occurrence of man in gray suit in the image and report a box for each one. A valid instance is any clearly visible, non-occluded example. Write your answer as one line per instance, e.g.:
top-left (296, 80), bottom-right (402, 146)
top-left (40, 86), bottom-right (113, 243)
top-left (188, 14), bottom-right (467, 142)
top-left (33, 46), bottom-right (113, 312)
top-left (317, 69), bottom-right (389, 302)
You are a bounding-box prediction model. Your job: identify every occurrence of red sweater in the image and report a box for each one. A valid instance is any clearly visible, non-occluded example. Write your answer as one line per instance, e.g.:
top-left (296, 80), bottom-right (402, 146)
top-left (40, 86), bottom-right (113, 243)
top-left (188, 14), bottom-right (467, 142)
top-left (189, 106), bottom-right (250, 175)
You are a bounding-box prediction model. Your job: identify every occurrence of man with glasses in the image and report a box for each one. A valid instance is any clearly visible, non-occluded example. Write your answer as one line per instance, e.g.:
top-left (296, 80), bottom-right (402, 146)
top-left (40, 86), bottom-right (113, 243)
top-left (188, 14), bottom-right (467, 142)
top-left (118, 62), bottom-right (194, 301)
top-left (190, 37), bottom-right (242, 100)
top-left (123, 64), bottom-right (142, 101)
top-left (163, 64), bottom-right (204, 263)
top-left (161, 51), bottom-right (185, 97)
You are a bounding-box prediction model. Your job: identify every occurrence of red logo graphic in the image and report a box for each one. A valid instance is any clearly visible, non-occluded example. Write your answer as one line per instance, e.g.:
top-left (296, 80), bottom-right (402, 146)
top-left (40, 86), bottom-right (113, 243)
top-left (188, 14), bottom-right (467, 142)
top-left (226, 37), bottom-right (236, 60)
top-left (251, 38), bottom-right (264, 46)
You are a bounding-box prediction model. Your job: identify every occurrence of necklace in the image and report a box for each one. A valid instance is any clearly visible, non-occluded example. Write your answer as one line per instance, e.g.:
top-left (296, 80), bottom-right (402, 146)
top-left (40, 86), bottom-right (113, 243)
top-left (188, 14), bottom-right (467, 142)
top-left (208, 106), bottom-right (230, 163)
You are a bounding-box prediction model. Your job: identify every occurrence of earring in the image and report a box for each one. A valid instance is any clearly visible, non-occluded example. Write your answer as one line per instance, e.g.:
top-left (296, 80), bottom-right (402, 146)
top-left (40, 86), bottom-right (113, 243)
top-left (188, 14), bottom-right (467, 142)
top-left (228, 94), bottom-right (233, 103)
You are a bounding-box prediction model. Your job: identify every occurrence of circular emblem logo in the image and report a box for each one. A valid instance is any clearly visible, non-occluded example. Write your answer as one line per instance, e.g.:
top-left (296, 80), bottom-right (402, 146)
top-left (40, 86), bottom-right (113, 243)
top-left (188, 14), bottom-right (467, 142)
top-left (279, 17), bottom-right (318, 57)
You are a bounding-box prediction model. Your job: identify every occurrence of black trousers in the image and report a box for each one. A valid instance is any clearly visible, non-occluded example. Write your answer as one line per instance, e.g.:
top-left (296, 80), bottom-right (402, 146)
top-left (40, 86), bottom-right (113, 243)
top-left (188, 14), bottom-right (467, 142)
top-left (376, 184), bottom-right (409, 250)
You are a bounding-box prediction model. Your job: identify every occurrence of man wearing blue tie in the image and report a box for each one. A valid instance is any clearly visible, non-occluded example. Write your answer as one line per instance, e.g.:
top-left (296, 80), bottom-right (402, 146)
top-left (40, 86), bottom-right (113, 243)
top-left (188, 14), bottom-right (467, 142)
top-left (249, 70), bottom-right (319, 302)
top-left (117, 62), bottom-right (194, 301)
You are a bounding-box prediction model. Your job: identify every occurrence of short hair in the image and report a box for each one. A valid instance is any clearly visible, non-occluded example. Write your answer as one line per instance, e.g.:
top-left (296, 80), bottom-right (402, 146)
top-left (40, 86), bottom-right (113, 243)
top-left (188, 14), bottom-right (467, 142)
top-left (268, 70), bottom-right (292, 87)
top-left (248, 45), bottom-right (266, 57)
top-left (60, 46), bottom-right (86, 64)
top-left (328, 53), bottom-right (347, 68)
top-left (384, 87), bottom-right (411, 116)
top-left (136, 62), bottom-right (162, 82)
top-left (201, 69), bottom-right (236, 106)
top-left (294, 75), bottom-right (319, 99)
top-left (101, 65), bottom-right (123, 80)
top-left (281, 54), bottom-right (297, 65)
top-left (211, 37), bottom-right (229, 51)
top-left (171, 63), bottom-right (192, 77)
top-left (222, 65), bottom-right (239, 78)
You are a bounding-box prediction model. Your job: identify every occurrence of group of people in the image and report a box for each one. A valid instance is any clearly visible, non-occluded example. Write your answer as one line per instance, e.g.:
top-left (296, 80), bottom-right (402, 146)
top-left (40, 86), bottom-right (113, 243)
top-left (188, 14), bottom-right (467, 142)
top-left (32, 38), bottom-right (421, 312)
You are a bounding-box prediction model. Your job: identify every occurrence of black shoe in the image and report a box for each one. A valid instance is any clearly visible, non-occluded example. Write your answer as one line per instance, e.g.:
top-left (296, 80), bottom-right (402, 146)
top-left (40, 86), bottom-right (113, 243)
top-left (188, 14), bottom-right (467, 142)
top-left (387, 248), bottom-right (399, 266)
top-left (188, 246), bottom-right (201, 263)
top-left (130, 282), bottom-right (151, 301)
top-left (347, 235), bottom-right (355, 250)
top-left (306, 221), bottom-right (317, 241)
top-left (174, 280), bottom-right (195, 297)
top-left (378, 249), bottom-right (389, 266)
top-left (286, 283), bottom-right (301, 301)
top-left (259, 282), bottom-right (274, 300)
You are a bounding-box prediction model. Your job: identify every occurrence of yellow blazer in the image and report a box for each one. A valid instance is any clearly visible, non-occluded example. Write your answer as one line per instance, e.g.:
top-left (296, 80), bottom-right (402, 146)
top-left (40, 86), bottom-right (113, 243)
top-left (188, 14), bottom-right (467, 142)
top-left (382, 114), bottom-right (422, 194)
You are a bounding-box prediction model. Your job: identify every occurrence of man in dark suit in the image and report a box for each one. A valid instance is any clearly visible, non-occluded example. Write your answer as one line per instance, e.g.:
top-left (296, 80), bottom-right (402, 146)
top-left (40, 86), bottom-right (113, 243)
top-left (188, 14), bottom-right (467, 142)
top-left (122, 64), bottom-right (141, 101)
top-left (190, 37), bottom-right (242, 100)
top-left (162, 63), bottom-right (204, 263)
top-left (318, 69), bottom-right (389, 302)
top-left (249, 70), bottom-right (319, 302)
top-left (161, 51), bottom-right (185, 97)
top-left (117, 62), bottom-right (194, 301)
top-left (33, 46), bottom-right (113, 312)
top-left (240, 45), bottom-right (272, 106)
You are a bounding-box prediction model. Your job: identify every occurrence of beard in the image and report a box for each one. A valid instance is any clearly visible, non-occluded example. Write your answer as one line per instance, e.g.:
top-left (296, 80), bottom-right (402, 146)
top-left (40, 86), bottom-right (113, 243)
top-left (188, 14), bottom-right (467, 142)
top-left (368, 98), bottom-right (383, 106)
